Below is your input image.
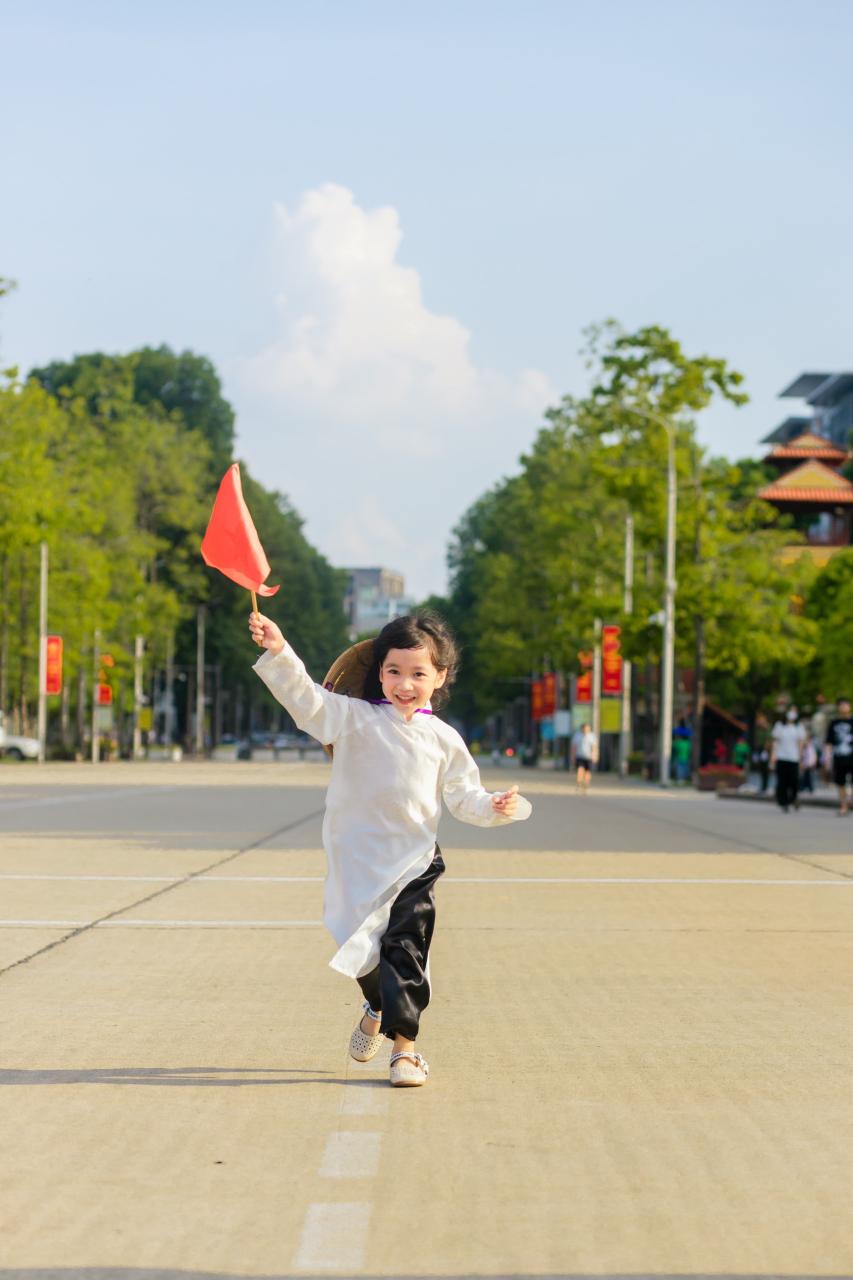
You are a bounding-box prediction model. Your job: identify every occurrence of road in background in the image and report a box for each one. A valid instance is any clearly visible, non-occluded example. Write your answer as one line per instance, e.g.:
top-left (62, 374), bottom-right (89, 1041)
top-left (0, 762), bottom-right (851, 1278)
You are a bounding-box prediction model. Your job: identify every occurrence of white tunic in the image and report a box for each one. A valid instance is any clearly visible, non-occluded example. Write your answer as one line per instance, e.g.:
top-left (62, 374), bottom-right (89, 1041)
top-left (254, 643), bottom-right (532, 978)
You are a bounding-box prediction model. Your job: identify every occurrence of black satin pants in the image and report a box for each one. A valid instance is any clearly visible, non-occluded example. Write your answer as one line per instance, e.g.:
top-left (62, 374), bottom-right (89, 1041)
top-left (357, 846), bottom-right (445, 1042)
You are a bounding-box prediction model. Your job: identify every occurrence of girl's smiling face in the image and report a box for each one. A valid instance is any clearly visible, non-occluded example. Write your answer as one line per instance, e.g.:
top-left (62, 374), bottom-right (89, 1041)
top-left (379, 646), bottom-right (447, 719)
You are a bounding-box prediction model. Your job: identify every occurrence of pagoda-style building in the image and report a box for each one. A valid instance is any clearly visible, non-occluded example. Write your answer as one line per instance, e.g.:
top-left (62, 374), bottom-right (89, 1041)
top-left (759, 429), bottom-right (853, 565)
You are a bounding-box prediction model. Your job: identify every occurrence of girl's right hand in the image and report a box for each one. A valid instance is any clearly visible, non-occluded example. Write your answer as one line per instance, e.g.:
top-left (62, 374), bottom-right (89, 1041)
top-left (249, 612), bottom-right (285, 655)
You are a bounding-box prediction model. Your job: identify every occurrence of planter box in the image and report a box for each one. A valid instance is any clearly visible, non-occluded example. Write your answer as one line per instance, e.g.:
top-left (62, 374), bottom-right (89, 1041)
top-left (696, 768), bottom-right (745, 792)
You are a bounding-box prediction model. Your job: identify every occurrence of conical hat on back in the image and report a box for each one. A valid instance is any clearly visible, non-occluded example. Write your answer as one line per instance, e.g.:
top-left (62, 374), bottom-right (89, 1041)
top-left (320, 638), bottom-right (376, 756)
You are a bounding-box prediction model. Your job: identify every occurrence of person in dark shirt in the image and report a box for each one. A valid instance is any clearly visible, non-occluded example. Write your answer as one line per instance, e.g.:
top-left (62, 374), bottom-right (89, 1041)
top-left (826, 697), bottom-right (853, 816)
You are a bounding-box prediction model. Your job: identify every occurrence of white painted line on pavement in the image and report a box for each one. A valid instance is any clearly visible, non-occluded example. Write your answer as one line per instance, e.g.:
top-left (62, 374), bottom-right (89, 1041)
top-left (0, 918), bottom-right (323, 929)
top-left (442, 875), bottom-right (853, 886)
top-left (318, 1131), bottom-right (382, 1179)
top-left (340, 1087), bottom-right (390, 1116)
top-left (3, 872), bottom-right (851, 887)
top-left (202, 875), bottom-right (324, 882)
top-left (0, 874), bottom-right (180, 882)
top-left (0, 920), bottom-right (87, 928)
top-left (293, 1202), bottom-right (371, 1273)
top-left (0, 785), bottom-right (179, 812)
top-left (97, 919), bottom-right (324, 928)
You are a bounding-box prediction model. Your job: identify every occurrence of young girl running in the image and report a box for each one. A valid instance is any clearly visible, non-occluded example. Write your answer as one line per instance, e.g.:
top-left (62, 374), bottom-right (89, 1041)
top-left (248, 608), bottom-right (532, 1087)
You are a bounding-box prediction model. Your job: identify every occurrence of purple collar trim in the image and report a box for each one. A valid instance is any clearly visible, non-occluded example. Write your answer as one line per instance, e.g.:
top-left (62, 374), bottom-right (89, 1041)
top-left (368, 698), bottom-right (433, 716)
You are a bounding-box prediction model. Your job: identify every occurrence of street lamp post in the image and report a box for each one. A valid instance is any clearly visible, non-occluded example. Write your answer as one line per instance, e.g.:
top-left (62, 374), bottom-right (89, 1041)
top-left (619, 512), bottom-right (634, 775)
top-left (622, 405), bottom-right (677, 787)
top-left (660, 427), bottom-right (677, 787)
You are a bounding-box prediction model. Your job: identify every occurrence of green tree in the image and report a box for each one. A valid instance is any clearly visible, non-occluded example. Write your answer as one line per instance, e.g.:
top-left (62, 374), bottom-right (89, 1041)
top-left (31, 344), bottom-right (235, 471)
top-left (802, 550), bottom-right (853, 698)
top-left (443, 322), bottom-right (817, 756)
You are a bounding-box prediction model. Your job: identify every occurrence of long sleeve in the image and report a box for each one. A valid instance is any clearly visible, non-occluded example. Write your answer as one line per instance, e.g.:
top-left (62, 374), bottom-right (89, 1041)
top-left (253, 643), bottom-right (356, 746)
top-left (441, 732), bottom-right (533, 827)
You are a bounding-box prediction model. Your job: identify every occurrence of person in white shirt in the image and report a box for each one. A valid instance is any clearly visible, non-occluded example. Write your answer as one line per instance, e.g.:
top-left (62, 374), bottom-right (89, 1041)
top-left (771, 706), bottom-right (806, 813)
top-left (249, 608), bottom-right (532, 1087)
top-left (570, 722), bottom-right (598, 793)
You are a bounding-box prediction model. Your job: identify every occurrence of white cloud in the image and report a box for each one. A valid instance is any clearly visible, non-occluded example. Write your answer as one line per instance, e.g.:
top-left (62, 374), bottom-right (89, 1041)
top-left (232, 183), bottom-right (556, 597)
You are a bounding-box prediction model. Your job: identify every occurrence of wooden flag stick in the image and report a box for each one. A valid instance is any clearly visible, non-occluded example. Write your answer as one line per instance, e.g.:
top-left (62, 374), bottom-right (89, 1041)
top-left (250, 590), bottom-right (262, 646)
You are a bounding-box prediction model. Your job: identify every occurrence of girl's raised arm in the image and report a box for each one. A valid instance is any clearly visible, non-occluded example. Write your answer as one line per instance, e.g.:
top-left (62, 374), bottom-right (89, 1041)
top-left (251, 614), bottom-right (355, 746)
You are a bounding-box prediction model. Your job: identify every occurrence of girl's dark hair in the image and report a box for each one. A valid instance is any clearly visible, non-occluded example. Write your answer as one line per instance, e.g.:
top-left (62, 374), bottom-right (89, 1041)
top-left (363, 610), bottom-right (459, 710)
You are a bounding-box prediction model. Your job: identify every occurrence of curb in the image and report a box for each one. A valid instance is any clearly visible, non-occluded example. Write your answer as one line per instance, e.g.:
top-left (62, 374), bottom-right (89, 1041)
top-left (718, 789), bottom-right (840, 810)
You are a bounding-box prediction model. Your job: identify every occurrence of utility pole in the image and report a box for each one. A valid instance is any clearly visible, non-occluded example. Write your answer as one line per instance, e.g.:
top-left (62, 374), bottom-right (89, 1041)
top-left (132, 634), bottom-right (144, 760)
top-left (620, 404), bottom-right (678, 786)
top-left (91, 628), bottom-right (101, 764)
top-left (660, 429), bottom-right (677, 786)
top-left (195, 605), bottom-right (206, 757)
top-left (37, 541), bottom-right (48, 764)
top-left (620, 513), bottom-right (634, 775)
top-left (165, 632), bottom-right (175, 749)
top-left (592, 617), bottom-right (602, 746)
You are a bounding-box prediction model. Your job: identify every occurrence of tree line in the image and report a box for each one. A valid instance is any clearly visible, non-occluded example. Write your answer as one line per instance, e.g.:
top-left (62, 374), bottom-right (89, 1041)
top-left (427, 323), bottom-right (853, 749)
top-left (3, 291), bottom-right (851, 761)
top-left (0, 321), bottom-right (349, 753)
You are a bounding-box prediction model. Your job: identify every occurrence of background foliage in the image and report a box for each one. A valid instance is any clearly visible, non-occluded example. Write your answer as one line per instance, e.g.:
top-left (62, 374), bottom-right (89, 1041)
top-left (2, 295), bottom-right (847, 758)
top-left (1, 343), bottom-right (348, 749)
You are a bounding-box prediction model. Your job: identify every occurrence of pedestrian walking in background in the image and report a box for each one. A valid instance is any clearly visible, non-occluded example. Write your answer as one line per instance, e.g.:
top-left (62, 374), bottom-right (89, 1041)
top-left (771, 706), bottom-right (806, 813)
top-left (249, 608), bottom-right (532, 1087)
top-left (753, 715), bottom-right (772, 793)
top-left (753, 739), bottom-right (771, 792)
top-left (733, 734), bottom-right (750, 774)
top-left (800, 730), bottom-right (817, 794)
top-left (571, 721), bottom-right (598, 793)
top-left (825, 696), bottom-right (853, 817)
top-left (672, 732), bottom-right (692, 784)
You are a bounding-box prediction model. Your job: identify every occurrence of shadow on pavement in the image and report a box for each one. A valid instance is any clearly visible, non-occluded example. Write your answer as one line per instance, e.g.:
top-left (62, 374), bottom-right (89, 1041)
top-left (0, 1067), bottom-right (392, 1087)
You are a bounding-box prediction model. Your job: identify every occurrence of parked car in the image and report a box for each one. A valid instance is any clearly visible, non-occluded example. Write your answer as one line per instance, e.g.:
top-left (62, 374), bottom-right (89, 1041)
top-left (0, 714), bottom-right (39, 760)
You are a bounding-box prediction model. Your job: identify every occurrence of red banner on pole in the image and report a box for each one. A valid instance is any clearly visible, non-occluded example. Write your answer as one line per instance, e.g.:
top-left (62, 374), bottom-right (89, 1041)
top-left (542, 672), bottom-right (557, 717)
top-left (575, 651), bottom-right (593, 703)
top-left (97, 683), bottom-right (113, 706)
top-left (532, 673), bottom-right (558, 722)
top-left (44, 635), bottom-right (63, 695)
top-left (602, 624), bottom-right (623, 696)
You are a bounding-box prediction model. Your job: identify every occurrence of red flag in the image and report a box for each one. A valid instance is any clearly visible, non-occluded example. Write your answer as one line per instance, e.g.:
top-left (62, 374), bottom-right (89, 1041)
top-left (201, 464), bottom-right (280, 596)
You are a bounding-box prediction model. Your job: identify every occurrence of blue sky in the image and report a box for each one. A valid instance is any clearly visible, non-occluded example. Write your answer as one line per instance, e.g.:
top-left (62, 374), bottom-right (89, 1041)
top-left (3, 0), bottom-right (853, 597)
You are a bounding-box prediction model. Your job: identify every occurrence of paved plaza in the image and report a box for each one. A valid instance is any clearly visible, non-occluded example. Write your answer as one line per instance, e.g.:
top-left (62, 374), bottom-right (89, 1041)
top-left (0, 761), bottom-right (851, 1279)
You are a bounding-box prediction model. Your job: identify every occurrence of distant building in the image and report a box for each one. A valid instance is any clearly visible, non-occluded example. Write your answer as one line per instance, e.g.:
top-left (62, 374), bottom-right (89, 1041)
top-left (763, 372), bottom-right (853, 449)
top-left (343, 568), bottom-right (415, 640)
top-left (759, 374), bottom-right (853, 565)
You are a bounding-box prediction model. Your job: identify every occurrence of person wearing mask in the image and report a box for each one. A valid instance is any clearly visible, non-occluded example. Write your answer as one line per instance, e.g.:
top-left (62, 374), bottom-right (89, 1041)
top-left (771, 706), bottom-right (806, 813)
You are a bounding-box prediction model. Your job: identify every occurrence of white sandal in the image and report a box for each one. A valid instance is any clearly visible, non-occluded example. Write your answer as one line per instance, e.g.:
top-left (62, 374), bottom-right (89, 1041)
top-left (389, 1050), bottom-right (429, 1087)
top-left (349, 1002), bottom-right (385, 1062)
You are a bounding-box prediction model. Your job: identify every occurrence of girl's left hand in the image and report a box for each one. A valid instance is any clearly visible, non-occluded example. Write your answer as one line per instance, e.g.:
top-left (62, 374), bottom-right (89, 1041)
top-left (492, 785), bottom-right (520, 818)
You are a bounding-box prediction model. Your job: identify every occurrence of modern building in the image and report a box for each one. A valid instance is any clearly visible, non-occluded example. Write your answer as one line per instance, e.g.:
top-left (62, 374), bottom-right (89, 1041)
top-left (343, 568), bottom-right (414, 640)
top-left (763, 372), bottom-right (853, 448)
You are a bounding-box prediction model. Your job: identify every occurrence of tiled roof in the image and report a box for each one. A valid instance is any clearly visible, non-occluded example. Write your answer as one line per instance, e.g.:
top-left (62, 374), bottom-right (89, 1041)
top-left (766, 430), bottom-right (848, 462)
top-left (759, 458), bottom-right (853, 504)
top-left (759, 486), bottom-right (853, 503)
